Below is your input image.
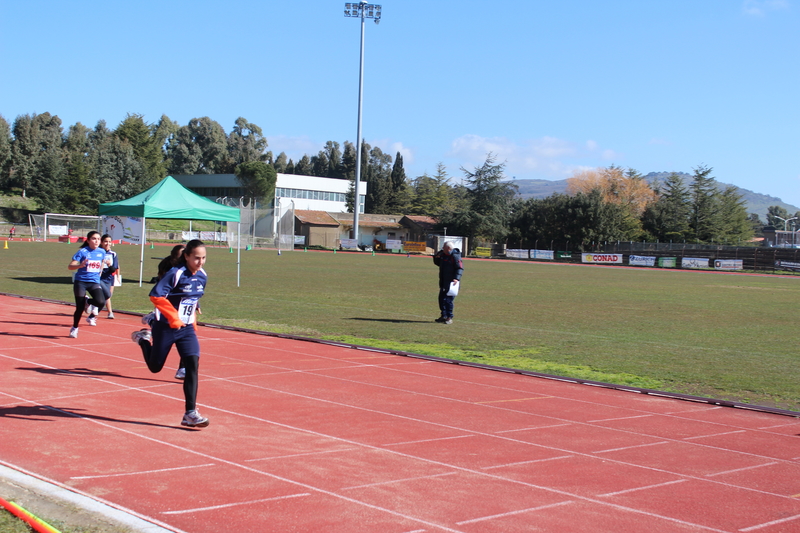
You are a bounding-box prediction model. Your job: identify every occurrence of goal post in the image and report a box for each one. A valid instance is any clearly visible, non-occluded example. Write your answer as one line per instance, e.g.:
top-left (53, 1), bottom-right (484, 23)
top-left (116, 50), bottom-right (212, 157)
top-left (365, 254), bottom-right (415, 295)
top-left (28, 213), bottom-right (101, 241)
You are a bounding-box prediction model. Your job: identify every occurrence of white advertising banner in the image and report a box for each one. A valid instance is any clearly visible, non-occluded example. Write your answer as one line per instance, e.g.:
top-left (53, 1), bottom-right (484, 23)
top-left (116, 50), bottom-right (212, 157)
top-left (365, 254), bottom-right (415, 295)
top-left (506, 249), bottom-right (529, 259)
top-left (775, 260), bottom-right (800, 271)
top-left (531, 250), bottom-right (554, 260)
top-left (386, 239), bottom-right (402, 250)
top-left (714, 259), bottom-right (743, 271)
top-left (582, 253), bottom-right (623, 264)
top-left (681, 257), bottom-right (708, 269)
top-left (340, 238), bottom-right (358, 249)
top-left (103, 216), bottom-right (143, 245)
top-left (629, 255), bottom-right (656, 267)
top-left (199, 231), bottom-right (227, 242)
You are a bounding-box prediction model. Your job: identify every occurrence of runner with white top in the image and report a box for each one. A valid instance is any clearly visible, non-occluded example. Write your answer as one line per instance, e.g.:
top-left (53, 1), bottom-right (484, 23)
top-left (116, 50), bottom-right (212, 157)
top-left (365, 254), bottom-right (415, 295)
top-left (131, 239), bottom-right (209, 428)
top-left (67, 231), bottom-right (108, 338)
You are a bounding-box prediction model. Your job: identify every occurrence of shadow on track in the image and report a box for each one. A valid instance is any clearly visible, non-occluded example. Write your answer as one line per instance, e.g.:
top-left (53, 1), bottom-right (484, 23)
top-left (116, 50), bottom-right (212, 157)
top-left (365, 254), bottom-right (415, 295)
top-left (0, 404), bottom-right (189, 430)
top-left (17, 366), bottom-right (179, 385)
top-left (346, 317), bottom-right (432, 324)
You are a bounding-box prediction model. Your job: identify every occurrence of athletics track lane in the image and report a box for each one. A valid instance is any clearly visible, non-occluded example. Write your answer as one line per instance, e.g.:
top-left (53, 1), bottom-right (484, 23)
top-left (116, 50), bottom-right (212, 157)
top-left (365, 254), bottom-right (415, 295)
top-left (1, 294), bottom-right (799, 533)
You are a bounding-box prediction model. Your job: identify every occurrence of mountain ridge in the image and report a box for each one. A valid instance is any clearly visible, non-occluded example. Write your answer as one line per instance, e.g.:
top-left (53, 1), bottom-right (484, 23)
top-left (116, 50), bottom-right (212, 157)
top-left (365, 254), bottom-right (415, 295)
top-left (507, 172), bottom-right (798, 222)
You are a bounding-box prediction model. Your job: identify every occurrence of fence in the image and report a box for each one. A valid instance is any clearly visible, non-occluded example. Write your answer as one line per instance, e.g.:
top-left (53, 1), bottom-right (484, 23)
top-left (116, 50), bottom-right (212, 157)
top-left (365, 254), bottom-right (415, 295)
top-left (485, 240), bottom-right (800, 274)
top-left (215, 197), bottom-right (295, 251)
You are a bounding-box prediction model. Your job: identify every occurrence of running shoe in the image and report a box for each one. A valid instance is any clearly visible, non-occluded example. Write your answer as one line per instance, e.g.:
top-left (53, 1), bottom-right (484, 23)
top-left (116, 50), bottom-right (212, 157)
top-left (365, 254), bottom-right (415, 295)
top-left (86, 315), bottom-right (97, 326)
top-left (69, 327), bottom-right (79, 338)
top-left (444, 318), bottom-right (453, 325)
top-left (86, 304), bottom-right (98, 317)
top-left (175, 367), bottom-right (186, 380)
top-left (107, 312), bottom-right (115, 319)
top-left (181, 410), bottom-right (209, 428)
top-left (435, 316), bottom-right (447, 323)
top-left (141, 311), bottom-right (156, 326)
top-left (131, 329), bottom-right (152, 343)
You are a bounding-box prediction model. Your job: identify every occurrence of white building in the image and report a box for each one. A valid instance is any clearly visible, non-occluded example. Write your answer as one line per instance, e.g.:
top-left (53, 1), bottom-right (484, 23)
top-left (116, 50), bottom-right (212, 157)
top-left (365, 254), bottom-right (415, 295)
top-left (172, 173), bottom-right (367, 214)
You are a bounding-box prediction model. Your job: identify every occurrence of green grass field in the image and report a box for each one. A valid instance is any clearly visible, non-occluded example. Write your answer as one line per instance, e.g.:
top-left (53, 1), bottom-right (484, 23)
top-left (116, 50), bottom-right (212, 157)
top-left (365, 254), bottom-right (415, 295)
top-left (2, 241), bottom-right (799, 411)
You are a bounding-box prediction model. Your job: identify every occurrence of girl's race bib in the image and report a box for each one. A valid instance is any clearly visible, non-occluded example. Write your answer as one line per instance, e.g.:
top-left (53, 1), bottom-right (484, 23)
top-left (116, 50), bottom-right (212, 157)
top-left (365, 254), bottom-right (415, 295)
top-left (179, 297), bottom-right (198, 325)
top-left (85, 259), bottom-right (103, 273)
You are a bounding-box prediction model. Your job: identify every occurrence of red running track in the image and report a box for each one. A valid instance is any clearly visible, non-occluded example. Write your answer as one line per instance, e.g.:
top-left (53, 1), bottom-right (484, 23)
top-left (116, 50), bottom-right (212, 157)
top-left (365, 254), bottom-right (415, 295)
top-left (1, 294), bottom-right (799, 533)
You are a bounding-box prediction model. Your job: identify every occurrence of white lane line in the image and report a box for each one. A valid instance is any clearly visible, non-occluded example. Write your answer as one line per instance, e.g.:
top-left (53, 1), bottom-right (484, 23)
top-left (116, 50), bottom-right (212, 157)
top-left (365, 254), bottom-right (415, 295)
top-left (341, 472), bottom-right (457, 491)
top-left (739, 513), bottom-right (800, 532)
top-left (71, 464), bottom-right (216, 480)
top-left (705, 462), bottom-right (779, 478)
top-left (593, 441), bottom-right (670, 454)
top-left (683, 430), bottom-right (747, 440)
top-left (455, 501), bottom-right (574, 525)
top-left (245, 447), bottom-right (359, 462)
top-left (161, 493), bottom-right (311, 515)
top-left (481, 455), bottom-right (573, 470)
top-left (597, 479), bottom-right (687, 497)
top-left (383, 435), bottom-right (474, 447)
top-left (494, 423), bottom-right (572, 433)
top-left (587, 414), bottom-right (654, 423)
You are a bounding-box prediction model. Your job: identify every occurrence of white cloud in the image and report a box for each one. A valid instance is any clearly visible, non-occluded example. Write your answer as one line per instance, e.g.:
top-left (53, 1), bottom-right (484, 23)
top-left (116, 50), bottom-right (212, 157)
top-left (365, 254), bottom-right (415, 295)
top-left (370, 139), bottom-right (415, 165)
top-left (742, 0), bottom-right (790, 16)
top-left (446, 134), bottom-right (620, 180)
top-left (266, 134), bottom-right (320, 161)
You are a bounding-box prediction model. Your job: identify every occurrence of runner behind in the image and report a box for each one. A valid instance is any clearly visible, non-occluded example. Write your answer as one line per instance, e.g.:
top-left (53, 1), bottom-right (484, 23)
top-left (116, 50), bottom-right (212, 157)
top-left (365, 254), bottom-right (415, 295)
top-left (98, 234), bottom-right (119, 319)
top-left (131, 239), bottom-right (209, 428)
top-left (67, 231), bottom-right (108, 338)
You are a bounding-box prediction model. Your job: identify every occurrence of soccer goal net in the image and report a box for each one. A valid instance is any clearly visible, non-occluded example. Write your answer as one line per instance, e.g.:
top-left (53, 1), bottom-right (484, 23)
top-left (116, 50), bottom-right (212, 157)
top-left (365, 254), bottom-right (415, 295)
top-left (28, 213), bottom-right (102, 241)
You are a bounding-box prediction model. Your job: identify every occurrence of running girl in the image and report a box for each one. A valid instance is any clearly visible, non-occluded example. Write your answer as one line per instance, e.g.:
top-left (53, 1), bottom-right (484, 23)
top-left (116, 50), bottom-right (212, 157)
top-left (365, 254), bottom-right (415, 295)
top-left (67, 231), bottom-right (108, 338)
top-left (131, 239), bottom-right (209, 428)
top-left (99, 234), bottom-right (119, 319)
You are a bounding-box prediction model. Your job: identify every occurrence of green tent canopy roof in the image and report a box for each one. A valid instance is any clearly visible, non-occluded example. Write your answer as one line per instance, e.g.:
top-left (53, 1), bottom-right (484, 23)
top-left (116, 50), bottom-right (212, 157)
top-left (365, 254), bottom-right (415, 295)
top-left (98, 176), bottom-right (240, 222)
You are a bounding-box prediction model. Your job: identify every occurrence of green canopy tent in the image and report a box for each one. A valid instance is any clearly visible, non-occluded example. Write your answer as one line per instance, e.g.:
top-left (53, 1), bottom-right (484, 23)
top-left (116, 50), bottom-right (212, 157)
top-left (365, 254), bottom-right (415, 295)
top-left (99, 176), bottom-right (242, 286)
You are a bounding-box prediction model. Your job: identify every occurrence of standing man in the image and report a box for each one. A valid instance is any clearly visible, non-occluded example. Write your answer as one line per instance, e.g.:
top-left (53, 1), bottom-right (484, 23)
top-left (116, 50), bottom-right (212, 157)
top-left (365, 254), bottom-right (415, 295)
top-left (433, 241), bottom-right (463, 324)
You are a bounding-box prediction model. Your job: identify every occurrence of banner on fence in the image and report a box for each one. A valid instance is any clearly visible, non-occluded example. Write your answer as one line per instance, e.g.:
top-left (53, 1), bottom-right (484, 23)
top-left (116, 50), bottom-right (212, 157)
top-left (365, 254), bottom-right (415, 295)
top-left (629, 255), bottom-right (656, 267)
top-left (340, 238), bottom-right (358, 249)
top-left (198, 231), bottom-right (227, 242)
top-left (403, 241), bottom-right (426, 252)
top-left (582, 253), bottom-right (623, 264)
top-left (658, 257), bottom-right (677, 268)
top-left (681, 257), bottom-right (708, 269)
top-left (775, 260), bottom-right (800, 271)
top-left (386, 239), bottom-right (402, 250)
top-left (506, 249), bottom-right (529, 259)
top-left (49, 225), bottom-right (68, 236)
top-left (532, 250), bottom-right (555, 260)
top-left (294, 235), bottom-right (306, 245)
top-left (475, 247), bottom-right (492, 257)
top-left (103, 216), bottom-right (143, 245)
top-left (714, 259), bottom-right (743, 271)
top-left (556, 251), bottom-right (572, 259)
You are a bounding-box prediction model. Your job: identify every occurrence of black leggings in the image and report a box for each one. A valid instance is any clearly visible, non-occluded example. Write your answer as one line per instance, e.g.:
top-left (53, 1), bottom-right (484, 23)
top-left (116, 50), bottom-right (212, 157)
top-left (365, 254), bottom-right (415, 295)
top-left (138, 322), bottom-right (200, 412)
top-left (72, 281), bottom-right (106, 327)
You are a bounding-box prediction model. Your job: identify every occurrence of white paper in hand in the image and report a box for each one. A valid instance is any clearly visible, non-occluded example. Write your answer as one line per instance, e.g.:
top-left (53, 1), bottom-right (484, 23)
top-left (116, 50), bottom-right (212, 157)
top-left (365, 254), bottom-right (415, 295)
top-left (447, 281), bottom-right (460, 297)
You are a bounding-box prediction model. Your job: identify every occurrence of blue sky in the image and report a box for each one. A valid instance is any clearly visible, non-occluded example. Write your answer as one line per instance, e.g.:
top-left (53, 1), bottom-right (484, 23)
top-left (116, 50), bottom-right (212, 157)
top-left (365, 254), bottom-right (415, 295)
top-left (1, 0), bottom-right (798, 208)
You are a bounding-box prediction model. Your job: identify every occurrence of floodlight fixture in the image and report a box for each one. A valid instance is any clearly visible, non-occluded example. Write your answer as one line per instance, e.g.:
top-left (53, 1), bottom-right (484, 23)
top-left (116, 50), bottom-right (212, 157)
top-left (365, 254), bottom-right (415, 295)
top-left (344, 1), bottom-right (382, 244)
top-left (344, 2), bottom-right (382, 24)
top-left (773, 215), bottom-right (798, 231)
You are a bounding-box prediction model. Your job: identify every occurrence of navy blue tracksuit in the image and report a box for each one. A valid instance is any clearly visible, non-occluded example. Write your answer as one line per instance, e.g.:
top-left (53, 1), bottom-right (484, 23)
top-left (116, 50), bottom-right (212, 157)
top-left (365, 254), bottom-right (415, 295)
top-left (433, 248), bottom-right (463, 319)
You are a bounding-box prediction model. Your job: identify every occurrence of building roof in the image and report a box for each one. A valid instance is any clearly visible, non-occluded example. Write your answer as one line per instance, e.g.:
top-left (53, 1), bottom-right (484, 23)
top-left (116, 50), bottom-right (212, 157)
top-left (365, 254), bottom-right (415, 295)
top-left (294, 210), bottom-right (340, 226)
top-left (402, 215), bottom-right (438, 231)
top-left (327, 212), bottom-right (404, 229)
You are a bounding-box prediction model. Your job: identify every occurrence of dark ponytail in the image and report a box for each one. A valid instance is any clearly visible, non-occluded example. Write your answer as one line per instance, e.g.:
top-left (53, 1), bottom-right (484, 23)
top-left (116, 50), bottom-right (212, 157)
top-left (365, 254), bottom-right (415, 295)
top-left (179, 239), bottom-right (205, 266)
top-left (80, 231), bottom-right (100, 248)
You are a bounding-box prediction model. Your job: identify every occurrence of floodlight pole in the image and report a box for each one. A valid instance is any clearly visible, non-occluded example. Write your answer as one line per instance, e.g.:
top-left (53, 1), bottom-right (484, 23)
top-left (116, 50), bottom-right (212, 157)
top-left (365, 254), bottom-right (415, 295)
top-left (345, 1), bottom-right (381, 246)
top-left (773, 215), bottom-right (798, 231)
